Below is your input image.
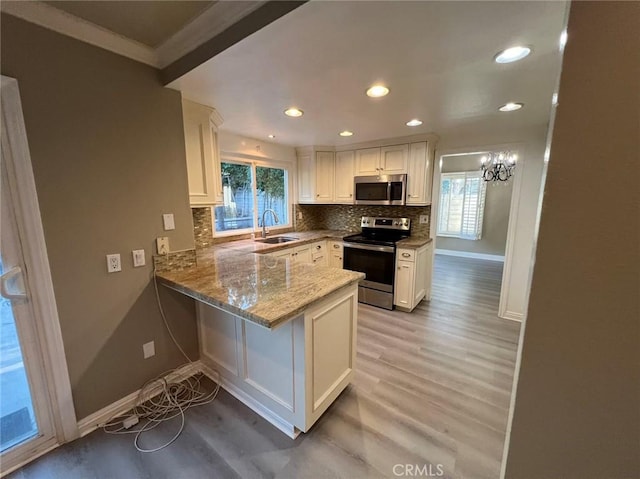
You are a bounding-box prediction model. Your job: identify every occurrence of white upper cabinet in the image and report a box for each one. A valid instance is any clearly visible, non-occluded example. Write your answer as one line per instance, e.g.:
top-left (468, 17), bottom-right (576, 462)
top-left (298, 149), bottom-right (351, 204)
top-left (380, 144), bottom-right (409, 174)
top-left (315, 151), bottom-right (335, 202)
top-left (406, 141), bottom-right (434, 205)
top-left (334, 150), bottom-right (355, 203)
top-left (182, 99), bottom-right (224, 205)
top-left (297, 135), bottom-right (437, 205)
top-left (355, 148), bottom-right (381, 175)
top-left (297, 151), bottom-right (316, 203)
top-left (355, 145), bottom-right (408, 176)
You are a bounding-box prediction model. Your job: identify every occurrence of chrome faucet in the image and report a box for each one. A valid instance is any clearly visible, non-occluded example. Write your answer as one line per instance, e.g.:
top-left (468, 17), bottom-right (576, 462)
top-left (260, 209), bottom-right (279, 238)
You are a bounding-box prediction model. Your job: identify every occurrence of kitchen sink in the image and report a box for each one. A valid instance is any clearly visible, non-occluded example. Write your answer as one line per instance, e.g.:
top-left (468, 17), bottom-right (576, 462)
top-left (255, 236), bottom-right (299, 244)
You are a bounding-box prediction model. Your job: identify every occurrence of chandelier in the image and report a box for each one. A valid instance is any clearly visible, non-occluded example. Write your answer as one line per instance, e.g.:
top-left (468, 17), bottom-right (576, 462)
top-left (480, 151), bottom-right (517, 182)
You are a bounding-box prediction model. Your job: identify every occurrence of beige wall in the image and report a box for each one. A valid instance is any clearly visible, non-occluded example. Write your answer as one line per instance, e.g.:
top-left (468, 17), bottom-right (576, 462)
top-left (1, 15), bottom-right (198, 419)
top-left (438, 124), bottom-right (548, 319)
top-left (437, 153), bottom-right (513, 256)
top-left (504, 2), bottom-right (640, 478)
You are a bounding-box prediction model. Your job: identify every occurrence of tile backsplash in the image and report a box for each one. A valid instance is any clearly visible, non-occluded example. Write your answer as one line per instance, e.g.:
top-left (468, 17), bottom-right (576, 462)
top-left (294, 204), bottom-right (431, 237)
top-left (153, 249), bottom-right (197, 273)
top-left (192, 207), bottom-right (294, 249)
top-left (192, 204), bottom-right (431, 249)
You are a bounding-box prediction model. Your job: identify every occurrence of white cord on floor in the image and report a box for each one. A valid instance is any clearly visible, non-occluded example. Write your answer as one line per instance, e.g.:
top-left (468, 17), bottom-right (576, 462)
top-left (101, 267), bottom-right (221, 453)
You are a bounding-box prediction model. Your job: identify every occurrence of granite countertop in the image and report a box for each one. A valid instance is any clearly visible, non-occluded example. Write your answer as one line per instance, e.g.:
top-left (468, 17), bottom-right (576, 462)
top-left (396, 236), bottom-right (433, 249)
top-left (156, 230), bottom-right (364, 329)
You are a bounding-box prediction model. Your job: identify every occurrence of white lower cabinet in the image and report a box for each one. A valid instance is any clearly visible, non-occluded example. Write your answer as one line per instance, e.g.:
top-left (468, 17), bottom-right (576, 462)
top-left (310, 241), bottom-right (327, 266)
top-left (394, 243), bottom-right (433, 312)
top-left (268, 241), bottom-right (327, 266)
top-left (268, 243), bottom-right (313, 264)
top-left (328, 241), bottom-right (344, 269)
top-left (197, 283), bottom-right (358, 437)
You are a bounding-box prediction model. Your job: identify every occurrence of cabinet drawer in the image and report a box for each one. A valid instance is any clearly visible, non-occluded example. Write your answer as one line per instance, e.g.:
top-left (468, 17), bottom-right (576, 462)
top-left (310, 241), bottom-right (326, 253)
top-left (397, 249), bottom-right (415, 262)
top-left (329, 241), bottom-right (343, 253)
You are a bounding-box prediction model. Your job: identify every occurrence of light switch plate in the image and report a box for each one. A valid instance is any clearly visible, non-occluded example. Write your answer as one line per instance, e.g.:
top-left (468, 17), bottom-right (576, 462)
top-left (420, 215), bottom-right (430, 224)
top-left (132, 249), bottom-right (145, 267)
top-left (156, 237), bottom-right (169, 255)
top-left (163, 214), bottom-right (175, 231)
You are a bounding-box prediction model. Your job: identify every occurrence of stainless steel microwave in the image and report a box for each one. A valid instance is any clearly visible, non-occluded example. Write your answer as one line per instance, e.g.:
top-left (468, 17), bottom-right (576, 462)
top-left (354, 174), bottom-right (407, 205)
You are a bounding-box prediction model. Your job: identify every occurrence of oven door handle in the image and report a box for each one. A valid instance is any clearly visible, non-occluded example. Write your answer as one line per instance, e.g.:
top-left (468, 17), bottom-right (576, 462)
top-left (342, 242), bottom-right (395, 253)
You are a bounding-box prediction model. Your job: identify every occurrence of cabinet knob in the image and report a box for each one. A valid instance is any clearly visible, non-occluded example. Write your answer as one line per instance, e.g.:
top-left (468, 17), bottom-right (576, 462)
top-left (316, 245), bottom-right (321, 250)
top-left (349, 194), bottom-right (352, 197)
top-left (397, 267), bottom-right (401, 270)
top-left (333, 244), bottom-right (340, 249)
top-left (402, 253), bottom-right (411, 258)
top-left (316, 194), bottom-right (320, 197)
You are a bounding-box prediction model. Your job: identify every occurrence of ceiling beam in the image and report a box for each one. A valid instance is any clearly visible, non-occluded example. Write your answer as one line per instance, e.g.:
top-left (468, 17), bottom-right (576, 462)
top-left (160, 1), bottom-right (307, 85)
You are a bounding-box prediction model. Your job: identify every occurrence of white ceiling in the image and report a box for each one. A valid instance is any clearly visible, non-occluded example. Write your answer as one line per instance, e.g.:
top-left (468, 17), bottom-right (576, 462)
top-left (169, 0), bottom-right (568, 147)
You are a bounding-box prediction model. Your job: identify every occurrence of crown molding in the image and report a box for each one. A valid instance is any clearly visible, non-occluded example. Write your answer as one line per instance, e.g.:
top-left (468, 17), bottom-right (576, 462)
top-left (1, 0), bottom-right (266, 71)
top-left (1, 1), bottom-right (157, 66)
top-left (155, 1), bottom-right (263, 69)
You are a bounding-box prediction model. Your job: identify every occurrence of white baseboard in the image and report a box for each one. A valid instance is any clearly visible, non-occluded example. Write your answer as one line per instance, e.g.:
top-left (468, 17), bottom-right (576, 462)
top-left (499, 311), bottom-right (524, 322)
top-left (436, 249), bottom-right (505, 262)
top-left (199, 364), bottom-right (300, 440)
top-left (77, 361), bottom-right (204, 437)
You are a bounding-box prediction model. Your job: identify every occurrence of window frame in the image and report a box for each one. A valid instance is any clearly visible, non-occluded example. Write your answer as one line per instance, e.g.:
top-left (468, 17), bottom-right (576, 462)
top-left (213, 155), bottom-right (293, 237)
top-left (437, 170), bottom-right (487, 240)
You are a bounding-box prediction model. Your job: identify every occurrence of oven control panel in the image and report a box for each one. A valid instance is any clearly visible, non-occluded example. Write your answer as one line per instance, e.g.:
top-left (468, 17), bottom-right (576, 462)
top-left (360, 216), bottom-right (411, 231)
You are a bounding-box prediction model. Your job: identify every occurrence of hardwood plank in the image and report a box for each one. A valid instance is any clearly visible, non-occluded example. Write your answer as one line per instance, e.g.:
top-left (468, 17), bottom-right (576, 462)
top-left (10, 255), bottom-right (520, 479)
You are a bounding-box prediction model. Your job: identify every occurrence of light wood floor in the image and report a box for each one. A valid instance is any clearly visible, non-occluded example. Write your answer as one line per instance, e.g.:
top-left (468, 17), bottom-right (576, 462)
top-left (9, 255), bottom-right (521, 479)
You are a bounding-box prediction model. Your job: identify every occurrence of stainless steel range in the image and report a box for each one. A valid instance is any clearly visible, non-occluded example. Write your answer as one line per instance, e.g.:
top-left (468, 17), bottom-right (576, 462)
top-left (343, 216), bottom-right (410, 310)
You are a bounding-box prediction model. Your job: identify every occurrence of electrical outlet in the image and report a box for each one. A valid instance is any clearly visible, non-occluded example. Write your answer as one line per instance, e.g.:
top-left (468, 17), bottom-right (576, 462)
top-left (420, 215), bottom-right (430, 224)
top-left (297, 211), bottom-right (303, 220)
top-left (162, 213), bottom-right (175, 231)
top-left (156, 237), bottom-right (169, 255)
top-left (106, 254), bottom-right (121, 273)
top-left (132, 249), bottom-right (145, 267)
top-left (143, 341), bottom-right (155, 359)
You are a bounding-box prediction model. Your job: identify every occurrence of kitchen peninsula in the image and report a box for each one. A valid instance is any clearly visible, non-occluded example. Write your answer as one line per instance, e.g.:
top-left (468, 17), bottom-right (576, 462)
top-left (155, 232), bottom-right (364, 438)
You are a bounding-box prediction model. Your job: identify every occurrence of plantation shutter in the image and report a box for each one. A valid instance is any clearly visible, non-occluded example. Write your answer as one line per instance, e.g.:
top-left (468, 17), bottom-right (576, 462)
top-left (437, 171), bottom-right (487, 240)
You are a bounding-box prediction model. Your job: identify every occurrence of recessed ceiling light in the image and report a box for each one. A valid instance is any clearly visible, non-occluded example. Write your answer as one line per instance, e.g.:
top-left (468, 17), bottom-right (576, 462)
top-left (499, 102), bottom-right (524, 112)
top-left (406, 119), bottom-right (423, 127)
top-left (339, 130), bottom-right (354, 137)
top-left (284, 107), bottom-right (303, 117)
top-left (366, 85), bottom-right (389, 98)
top-left (268, 134), bottom-right (276, 139)
top-left (494, 46), bottom-right (531, 63)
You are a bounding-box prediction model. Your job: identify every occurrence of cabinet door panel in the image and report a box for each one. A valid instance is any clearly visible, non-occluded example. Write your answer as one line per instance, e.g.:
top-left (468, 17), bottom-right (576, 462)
top-left (335, 151), bottom-right (355, 203)
top-left (355, 148), bottom-right (381, 175)
top-left (295, 245), bottom-right (312, 264)
top-left (310, 295), bottom-right (354, 410)
top-left (380, 144), bottom-right (408, 174)
top-left (407, 142), bottom-right (428, 205)
top-left (243, 320), bottom-right (295, 410)
top-left (183, 99), bottom-right (223, 205)
top-left (315, 151), bottom-right (335, 203)
top-left (329, 252), bottom-right (343, 269)
top-left (298, 153), bottom-right (315, 203)
top-left (394, 261), bottom-right (414, 308)
top-left (413, 247), bottom-right (428, 304)
top-left (198, 304), bottom-right (239, 377)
